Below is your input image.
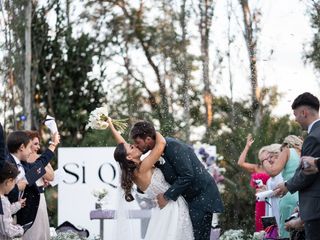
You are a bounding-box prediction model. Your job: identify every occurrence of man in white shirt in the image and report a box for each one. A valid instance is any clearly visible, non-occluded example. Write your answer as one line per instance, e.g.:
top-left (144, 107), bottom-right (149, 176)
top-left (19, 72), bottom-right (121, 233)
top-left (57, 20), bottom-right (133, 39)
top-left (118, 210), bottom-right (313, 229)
top-left (6, 132), bottom-right (31, 202)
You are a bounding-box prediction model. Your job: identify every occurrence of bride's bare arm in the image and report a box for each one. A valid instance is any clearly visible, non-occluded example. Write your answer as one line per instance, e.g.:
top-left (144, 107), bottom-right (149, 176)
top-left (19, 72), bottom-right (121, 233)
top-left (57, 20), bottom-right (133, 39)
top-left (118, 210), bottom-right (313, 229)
top-left (107, 117), bottom-right (126, 144)
top-left (140, 132), bottom-right (166, 172)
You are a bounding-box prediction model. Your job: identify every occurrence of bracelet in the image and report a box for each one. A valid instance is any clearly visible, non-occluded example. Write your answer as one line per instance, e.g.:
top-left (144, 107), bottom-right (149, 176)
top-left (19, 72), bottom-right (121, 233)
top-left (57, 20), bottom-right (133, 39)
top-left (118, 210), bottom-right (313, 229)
top-left (49, 141), bottom-right (56, 147)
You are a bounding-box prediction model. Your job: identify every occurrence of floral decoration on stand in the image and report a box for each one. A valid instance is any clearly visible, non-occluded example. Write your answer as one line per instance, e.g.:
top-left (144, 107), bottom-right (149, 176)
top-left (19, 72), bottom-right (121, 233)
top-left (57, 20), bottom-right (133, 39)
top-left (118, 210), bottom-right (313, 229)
top-left (50, 230), bottom-right (87, 240)
top-left (92, 188), bottom-right (109, 210)
top-left (193, 142), bottom-right (225, 193)
top-left (86, 106), bottom-right (127, 132)
top-left (220, 229), bottom-right (249, 240)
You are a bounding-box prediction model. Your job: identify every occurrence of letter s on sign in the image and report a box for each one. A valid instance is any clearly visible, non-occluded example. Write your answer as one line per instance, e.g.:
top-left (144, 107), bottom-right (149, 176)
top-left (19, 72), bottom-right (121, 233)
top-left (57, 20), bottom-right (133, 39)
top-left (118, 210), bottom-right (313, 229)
top-left (63, 163), bottom-right (80, 184)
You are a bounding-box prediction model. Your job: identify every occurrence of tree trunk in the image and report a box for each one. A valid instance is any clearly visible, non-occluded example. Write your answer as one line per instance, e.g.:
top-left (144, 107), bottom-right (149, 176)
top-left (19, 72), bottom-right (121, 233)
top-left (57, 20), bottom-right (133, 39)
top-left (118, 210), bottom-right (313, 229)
top-left (199, 0), bottom-right (215, 129)
top-left (239, 0), bottom-right (261, 129)
top-left (24, 0), bottom-right (32, 130)
top-left (119, 2), bottom-right (174, 134)
top-left (180, 0), bottom-right (191, 142)
top-left (227, 0), bottom-right (235, 126)
top-left (66, 0), bottom-right (70, 27)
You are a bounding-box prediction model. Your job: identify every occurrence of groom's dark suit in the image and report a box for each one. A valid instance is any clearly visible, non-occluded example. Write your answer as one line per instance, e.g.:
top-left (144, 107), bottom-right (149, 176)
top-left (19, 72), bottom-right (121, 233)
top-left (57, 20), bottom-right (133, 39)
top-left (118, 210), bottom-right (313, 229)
top-left (7, 149), bottom-right (54, 226)
top-left (286, 120), bottom-right (320, 239)
top-left (156, 137), bottom-right (223, 240)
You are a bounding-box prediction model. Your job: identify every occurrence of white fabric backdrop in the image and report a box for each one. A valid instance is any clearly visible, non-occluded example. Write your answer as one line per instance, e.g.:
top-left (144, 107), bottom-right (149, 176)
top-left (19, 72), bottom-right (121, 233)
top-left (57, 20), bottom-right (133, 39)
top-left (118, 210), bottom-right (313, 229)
top-left (57, 147), bottom-right (141, 239)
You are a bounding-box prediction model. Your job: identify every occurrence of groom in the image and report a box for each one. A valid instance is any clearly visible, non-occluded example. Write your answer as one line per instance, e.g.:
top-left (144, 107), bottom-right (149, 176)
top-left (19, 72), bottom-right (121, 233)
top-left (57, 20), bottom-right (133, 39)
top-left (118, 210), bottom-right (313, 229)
top-left (130, 121), bottom-right (223, 240)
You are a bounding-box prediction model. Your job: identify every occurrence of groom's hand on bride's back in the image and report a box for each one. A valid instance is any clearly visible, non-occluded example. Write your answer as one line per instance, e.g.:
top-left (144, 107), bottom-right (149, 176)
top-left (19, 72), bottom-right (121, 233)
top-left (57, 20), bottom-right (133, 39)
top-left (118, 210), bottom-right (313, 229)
top-left (156, 193), bottom-right (169, 209)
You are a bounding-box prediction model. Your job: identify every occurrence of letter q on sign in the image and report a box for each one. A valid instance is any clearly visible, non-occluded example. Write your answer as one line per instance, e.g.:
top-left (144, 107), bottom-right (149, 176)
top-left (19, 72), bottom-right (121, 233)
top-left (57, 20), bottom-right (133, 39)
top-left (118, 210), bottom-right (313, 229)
top-left (98, 162), bottom-right (117, 188)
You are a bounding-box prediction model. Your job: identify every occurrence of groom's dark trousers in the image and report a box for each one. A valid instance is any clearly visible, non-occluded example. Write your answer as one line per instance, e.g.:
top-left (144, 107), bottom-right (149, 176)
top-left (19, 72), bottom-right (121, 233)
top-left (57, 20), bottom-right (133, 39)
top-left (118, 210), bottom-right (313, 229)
top-left (286, 120), bottom-right (320, 240)
top-left (156, 137), bottom-right (223, 240)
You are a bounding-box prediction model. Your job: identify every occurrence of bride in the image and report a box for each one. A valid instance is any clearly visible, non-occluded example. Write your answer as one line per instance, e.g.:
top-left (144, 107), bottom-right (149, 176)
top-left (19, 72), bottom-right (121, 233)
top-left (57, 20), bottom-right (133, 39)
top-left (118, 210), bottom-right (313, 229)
top-left (107, 118), bottom-right (194, 240)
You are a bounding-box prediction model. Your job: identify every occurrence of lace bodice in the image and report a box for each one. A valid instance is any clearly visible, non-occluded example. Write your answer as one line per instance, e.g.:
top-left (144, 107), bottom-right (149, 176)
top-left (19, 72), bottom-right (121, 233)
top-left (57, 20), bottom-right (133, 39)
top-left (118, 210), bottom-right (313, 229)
top-left (144, 168), bottom-right (171, 199)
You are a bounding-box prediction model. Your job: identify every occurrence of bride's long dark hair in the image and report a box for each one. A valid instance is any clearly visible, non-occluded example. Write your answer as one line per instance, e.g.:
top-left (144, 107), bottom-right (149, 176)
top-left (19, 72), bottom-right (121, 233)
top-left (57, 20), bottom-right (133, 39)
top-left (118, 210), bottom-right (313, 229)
top-left (114, 143), bottom-right (137, 202)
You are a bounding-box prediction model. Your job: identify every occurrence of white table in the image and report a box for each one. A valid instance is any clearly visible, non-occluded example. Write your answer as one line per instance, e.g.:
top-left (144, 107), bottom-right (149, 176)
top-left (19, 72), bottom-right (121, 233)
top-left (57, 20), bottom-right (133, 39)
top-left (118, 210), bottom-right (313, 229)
top-left (90, 209), bottom-right (151, 240)
top-left (90, 209), bottom-right (220, 240)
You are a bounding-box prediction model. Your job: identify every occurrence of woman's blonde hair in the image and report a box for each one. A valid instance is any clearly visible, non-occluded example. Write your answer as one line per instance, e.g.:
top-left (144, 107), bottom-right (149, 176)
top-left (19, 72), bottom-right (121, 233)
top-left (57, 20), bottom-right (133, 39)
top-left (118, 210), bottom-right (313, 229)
top-left (258, 144), bottom-right (281, 161)
top-left (282, 135), bottom-right (303, 151)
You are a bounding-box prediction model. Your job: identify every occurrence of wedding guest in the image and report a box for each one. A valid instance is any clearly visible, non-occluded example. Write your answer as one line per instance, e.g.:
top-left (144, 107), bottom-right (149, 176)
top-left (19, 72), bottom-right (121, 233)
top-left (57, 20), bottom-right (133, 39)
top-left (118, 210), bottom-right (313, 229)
top-left (262, 135), bottom-right (302, 238)
top-left (6, 131), bottom-right (60, 229)
top-left (237, 134), bottom-right (270, 232)
top-left (22, 130), bottom-right (54, 240)
top-left (259, 144), bottom-right (283, 229)
top-left (274, 92), bottom-right (320, 240)
top-left (6, 132), bottom-right (30, 204)
top-left (0, 161), bottom-right (26, 239)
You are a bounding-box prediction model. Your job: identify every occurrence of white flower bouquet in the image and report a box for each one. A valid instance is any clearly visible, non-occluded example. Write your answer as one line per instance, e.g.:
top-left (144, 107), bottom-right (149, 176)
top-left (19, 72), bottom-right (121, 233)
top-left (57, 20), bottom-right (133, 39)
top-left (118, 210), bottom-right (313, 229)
top-left (50, 230), bottom-right (87, 240)
top-left (92, 188), bottom-right (109, 209)
top-left (220, 229), bottom-right (246, 240)
top-left (92, 188), bottom-right (109, 202)
top-left (86, 106), bottom-right (127, 132)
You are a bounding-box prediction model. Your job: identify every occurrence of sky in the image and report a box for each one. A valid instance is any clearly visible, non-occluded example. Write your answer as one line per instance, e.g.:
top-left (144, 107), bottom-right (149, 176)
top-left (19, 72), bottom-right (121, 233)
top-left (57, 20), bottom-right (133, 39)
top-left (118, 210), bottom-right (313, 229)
top-left (212, 0), bottom-right (319, 118)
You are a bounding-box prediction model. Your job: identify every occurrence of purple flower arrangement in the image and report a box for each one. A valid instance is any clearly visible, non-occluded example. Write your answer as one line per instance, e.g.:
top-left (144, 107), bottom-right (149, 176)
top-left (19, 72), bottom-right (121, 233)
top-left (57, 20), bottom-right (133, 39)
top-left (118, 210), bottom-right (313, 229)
top-left (193, 143), bottom-right (225, 188)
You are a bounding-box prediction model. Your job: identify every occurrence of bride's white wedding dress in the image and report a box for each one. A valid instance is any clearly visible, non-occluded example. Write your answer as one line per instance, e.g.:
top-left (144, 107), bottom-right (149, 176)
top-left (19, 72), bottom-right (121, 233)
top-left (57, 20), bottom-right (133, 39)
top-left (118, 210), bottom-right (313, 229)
top-left (143, 168), bottom-right (194, 240)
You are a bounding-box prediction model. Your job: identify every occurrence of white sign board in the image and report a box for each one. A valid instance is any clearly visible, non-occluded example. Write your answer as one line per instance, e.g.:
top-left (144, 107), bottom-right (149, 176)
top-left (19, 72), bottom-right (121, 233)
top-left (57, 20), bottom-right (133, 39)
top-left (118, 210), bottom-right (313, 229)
top-left (57, 147), bottom-right (142, 239)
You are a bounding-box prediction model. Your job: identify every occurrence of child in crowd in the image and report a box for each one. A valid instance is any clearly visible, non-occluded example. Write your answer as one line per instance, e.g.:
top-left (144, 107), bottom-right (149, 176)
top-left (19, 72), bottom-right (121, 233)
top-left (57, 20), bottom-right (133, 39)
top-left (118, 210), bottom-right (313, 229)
top-left (0, 161), bottom-right (26, 239)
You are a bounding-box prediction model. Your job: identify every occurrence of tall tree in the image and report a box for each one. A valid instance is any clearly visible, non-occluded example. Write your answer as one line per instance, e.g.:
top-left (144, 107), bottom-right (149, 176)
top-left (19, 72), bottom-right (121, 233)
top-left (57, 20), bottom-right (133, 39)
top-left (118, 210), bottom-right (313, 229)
top-left (198, 0), bottom-right (215, 129)
top-left (24, 0), bottom-right (32, 129)
top-left (226, 0), bottom-right (236, 125)
top-left (306, 0), bottom-right (320, 86)
top-left (2, 0), bottom-right (27, 130)
top-left (177, 0), bottom-right (193, 142)
top-left (239, 0), bottom-right (262, 130)
top-left (83, 0), bottom-right (199, 138)
top-left (32, 3), bottom-right (106, 146)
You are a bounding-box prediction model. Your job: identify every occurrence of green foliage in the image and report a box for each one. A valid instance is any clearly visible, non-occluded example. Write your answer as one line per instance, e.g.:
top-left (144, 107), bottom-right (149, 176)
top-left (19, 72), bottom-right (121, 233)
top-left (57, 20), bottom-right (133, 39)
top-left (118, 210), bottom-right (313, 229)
top-left (82, 0), bottom-right (200, 137)
top-left (205, 93), bottom-right (302, 231)
top-left (32, 4), bottom-right (106, 147)
top-left (306, 1), bottom-right (320, 75)
top-left (3, 0), bottom-right (26, 90)
top-left (81, 129), bottom-right (127, 147)
top-left (45, 186), bottom-right (58, 227)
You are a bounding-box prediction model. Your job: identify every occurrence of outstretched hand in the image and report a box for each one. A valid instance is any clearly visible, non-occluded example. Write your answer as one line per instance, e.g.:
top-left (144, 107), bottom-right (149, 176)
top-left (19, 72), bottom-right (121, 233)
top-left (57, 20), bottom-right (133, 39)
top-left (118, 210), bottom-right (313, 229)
top-left (156, 193), bottom-right (168, 209)
top-left (51, 132), bottom-right (60, 146)
top-left (246, 134), bottom-right (254, 147)
top-left (285, 217), bottom-right (304, 231)
top-left (107, 117), bottom-right (115, 129)
top-left (273, 182), bottom-right (288, 198)
top-left (19, 198), bottom-right (26, 208)
top-left (107, 117), bottom-right (112, 125)
top-left (301, 156), bottom-right (319, 175)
